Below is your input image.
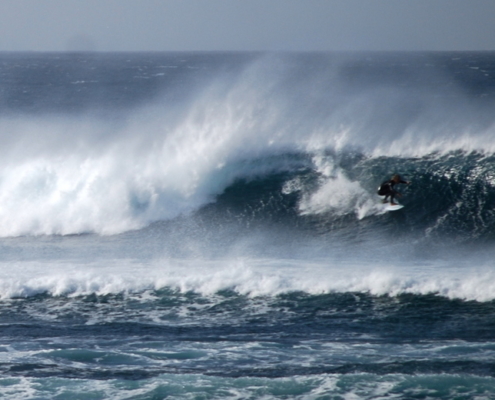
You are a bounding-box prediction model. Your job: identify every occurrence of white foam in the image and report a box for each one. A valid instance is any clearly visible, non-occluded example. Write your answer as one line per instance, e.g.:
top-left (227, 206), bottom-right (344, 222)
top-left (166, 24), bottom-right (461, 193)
top-left (284, 154), bottom-right (384, 219)
top-left (0, 257), bottom-right (494, 302)
top-left (0, 94), bottom-right (292, 236)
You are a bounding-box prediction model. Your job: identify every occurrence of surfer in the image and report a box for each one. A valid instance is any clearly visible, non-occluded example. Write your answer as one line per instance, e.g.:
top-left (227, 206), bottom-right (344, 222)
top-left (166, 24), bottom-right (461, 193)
top-left (377, 174), bottom-right (411, 205)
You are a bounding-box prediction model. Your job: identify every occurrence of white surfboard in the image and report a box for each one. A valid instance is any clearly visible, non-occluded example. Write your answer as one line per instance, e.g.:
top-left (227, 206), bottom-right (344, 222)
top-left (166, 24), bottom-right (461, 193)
top-left (383, 203), bottom-right (404, 211)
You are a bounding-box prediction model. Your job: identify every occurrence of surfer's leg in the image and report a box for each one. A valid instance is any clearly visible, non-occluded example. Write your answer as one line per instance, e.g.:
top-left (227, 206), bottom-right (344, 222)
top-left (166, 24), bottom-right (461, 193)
top-left (390, 192), bottom-right (397, 205)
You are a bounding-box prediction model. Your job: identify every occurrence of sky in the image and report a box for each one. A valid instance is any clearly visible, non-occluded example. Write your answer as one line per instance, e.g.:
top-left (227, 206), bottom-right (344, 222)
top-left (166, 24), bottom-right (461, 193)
top-left (0, 0), bottom-right (494, 52)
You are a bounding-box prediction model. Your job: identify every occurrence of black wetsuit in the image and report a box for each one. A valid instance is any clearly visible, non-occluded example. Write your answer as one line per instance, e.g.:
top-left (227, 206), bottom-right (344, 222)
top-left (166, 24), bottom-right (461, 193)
top-left (378, 179), bottom-right (408, 204)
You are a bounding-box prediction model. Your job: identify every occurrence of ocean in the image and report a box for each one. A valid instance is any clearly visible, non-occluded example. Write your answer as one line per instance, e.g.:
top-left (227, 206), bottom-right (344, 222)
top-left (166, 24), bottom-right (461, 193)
top-left (0, 51), bottom-right (495, 399)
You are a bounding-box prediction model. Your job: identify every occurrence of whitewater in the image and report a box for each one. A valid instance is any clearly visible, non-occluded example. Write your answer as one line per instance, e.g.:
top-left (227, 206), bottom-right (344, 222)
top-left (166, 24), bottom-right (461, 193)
top-left (0, 51), bottom-right (495, 399)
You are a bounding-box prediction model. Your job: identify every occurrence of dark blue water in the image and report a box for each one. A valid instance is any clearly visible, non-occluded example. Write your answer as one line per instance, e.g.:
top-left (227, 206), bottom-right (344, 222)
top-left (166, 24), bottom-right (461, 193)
top-left (0, 51), bottom-right (495, 399)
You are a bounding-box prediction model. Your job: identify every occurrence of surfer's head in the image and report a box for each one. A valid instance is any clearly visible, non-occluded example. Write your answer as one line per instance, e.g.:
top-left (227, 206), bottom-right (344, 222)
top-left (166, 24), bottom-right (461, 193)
top-left (392, 174), bottom-right (401, 182)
